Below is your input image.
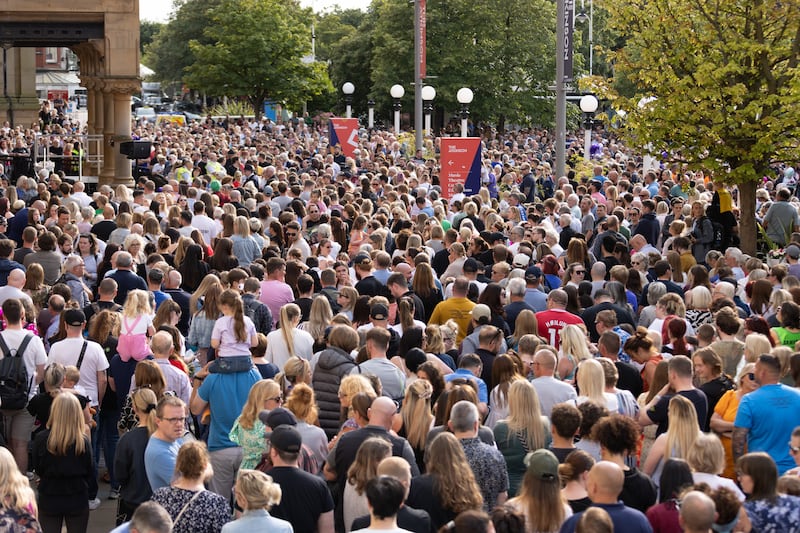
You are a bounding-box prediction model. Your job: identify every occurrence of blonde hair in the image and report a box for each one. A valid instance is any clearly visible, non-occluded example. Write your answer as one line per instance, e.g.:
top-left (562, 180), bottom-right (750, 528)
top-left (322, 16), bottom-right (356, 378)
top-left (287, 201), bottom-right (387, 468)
top-left (744, 334), bottom-right (772, 363)
top-left (686, 432), bottom-right (726, 475)
top-left (279, 304), bottom-right (301, 359)
top-left (505, 380), bottom-right (548, 451)
top-left (277, 356), bottom-right (311, 396)
top-left (47, 392), bottom-right (87, 456)
top-left (346, 437), bottom-right (392, 494)
top-left (235, 470), bottom-right (282, 511)
top-left (122, 289), bottom-right (153, 318)
top-left (401, 379), bottom-right (434, 450)
top-left (665, 395), bottom-right (701, 462)
top-left (285, 383), bottom-right (318, 424)
top-left (132, 387), bottom-right (159, 434)
top-left (560, 324), bottom-right (591, 362)
top-left (577, 359), bottom-right (606, 403)
top-left (426, 432), bottom-right (483, 512)
top-left (238, 380), bottom-right (281, 430)
top-left (0, 447), bottom-right (37, 516)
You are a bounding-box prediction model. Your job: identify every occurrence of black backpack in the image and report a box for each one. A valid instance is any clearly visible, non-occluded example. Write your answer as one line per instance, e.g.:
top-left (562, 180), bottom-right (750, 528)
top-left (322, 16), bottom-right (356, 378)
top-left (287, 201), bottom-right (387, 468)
top-left (0, 334), bottom-right (35, 410)
top-left (711, 221), bottom-right (725, 251)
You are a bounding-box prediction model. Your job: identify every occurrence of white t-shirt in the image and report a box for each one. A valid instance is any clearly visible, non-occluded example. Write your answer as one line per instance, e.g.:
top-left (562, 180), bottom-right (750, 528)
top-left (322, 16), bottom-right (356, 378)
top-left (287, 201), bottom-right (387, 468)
top-left (121, 314), bottom-right (153, 335)
top-left (0, 329), bottom-right (47, 400)
top-left (265, 328), bottom-right (315, 370)
top-left (47, 337), bottom-right (109, 406)
top-left (191, 214), bottom-right (220, 244)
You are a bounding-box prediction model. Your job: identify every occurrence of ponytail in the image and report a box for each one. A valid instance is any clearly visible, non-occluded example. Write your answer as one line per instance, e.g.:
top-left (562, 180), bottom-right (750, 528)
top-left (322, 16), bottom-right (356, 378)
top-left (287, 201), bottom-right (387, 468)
top-left (398, 298), bottom-right (415, 332)
top-left (220, 289), bottom-right (248, 342)
top-left (280, 304), bottom-right (300, 359)
top-left (131, 388), bottom-right (159, 435)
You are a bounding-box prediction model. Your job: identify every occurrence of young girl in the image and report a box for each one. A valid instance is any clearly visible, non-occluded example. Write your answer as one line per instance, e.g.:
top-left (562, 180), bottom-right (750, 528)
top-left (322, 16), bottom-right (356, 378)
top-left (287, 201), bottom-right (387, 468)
top-left (347, 215), bottom-right (368, 258)
top-left (208, 289), bottom-right (258, 374)
top-left (118, 290), bottom-right (155, 362)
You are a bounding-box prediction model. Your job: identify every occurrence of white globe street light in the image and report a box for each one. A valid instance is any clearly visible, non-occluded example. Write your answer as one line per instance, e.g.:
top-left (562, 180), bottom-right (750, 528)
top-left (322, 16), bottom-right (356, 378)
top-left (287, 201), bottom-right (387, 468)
top-left (579, 94), bottom-right (599, 162)
top-left (342, 82), bottom-right (355, 118)
top-left (390, 85), bottom-right (404, 133)
top-left (421, 85), bottom-right (436, 136)
top-left (457, 87), bottom-right (473, 137)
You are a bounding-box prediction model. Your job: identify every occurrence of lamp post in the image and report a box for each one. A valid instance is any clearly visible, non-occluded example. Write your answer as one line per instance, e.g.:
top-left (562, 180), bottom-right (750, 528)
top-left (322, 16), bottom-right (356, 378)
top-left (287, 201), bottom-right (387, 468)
top-left (579, 94), bottom-right (598, 162)
top-left (342, 82), bottom-right (355, 118)
top-left (367, 99), bottom-right (375, 129)
top-left (2, 42), bottom-right (13, 127)
top-left (456, 87), bottom-right (473, 137)
top-left (421, 85), bottom-right (436, 136)
top-left (390, 84), bottom-right (404, 134)
top-left (638, 96), bottom-right (657, 171)
top-left (575, 0), bottom-right (593, 77)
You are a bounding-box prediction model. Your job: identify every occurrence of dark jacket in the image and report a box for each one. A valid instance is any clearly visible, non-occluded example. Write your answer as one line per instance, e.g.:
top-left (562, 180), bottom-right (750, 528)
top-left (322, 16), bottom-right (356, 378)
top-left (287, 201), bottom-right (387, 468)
top-left (634, 212), bottom-right (660, 246)
top-left (351, 505), bottom-right (431, 533)
top-left (312, 346), bottom-right (356, 439)
top-left (0, 257), bottom-right (25, 286)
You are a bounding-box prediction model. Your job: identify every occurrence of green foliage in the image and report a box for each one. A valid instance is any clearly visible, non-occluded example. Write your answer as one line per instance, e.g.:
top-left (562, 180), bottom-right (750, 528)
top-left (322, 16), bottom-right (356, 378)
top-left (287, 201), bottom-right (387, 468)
top-left (207, 101), bottom-right (256, 117)
top-left (601, 0), bottom-right (800, 254)
top-left (139, 21), bottom-right (164, 56)
top-left (184, 0), bottom-right (332, 117)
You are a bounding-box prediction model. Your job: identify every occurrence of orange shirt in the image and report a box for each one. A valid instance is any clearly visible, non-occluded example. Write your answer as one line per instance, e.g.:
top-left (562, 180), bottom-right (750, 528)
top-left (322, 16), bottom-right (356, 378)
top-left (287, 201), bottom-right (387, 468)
top-left (714, 389), bottom-right (740, 479)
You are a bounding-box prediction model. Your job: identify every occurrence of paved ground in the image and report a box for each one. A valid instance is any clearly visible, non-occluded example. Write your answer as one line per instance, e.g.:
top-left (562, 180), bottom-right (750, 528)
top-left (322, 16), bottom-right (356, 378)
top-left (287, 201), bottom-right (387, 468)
top-left (88, 484), bottom-right (118, 533)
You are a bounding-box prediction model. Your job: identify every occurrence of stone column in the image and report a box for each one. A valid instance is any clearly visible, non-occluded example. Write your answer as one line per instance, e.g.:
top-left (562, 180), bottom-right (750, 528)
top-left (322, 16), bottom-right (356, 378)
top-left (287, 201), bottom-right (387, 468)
top-left (107, 78), bottom-right (138, 187)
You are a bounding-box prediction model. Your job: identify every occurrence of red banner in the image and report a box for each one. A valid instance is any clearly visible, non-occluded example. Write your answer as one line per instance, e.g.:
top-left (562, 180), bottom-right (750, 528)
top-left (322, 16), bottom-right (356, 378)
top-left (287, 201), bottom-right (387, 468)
top-left (419, 0), bottom-right (426, 78)
top-left (440, 138), bottom-right (482, 200)
top-left (329, 118), bottom-right (360, 159)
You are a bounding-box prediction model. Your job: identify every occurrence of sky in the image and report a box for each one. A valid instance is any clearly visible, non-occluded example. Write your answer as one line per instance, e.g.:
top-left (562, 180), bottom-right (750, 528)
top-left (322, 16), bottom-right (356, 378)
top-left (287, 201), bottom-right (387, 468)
top-left (139, 0), bottom-right (371, 22)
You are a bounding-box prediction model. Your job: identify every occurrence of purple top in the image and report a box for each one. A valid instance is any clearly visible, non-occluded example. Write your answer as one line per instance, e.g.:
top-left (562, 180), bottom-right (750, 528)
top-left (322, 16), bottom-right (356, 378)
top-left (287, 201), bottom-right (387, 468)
top-left (212, 315), bottom-right (256, 357)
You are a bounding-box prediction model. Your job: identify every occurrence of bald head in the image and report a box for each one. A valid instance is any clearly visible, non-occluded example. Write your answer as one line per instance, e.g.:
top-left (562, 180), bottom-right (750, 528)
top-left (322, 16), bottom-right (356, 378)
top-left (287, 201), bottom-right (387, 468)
top-left (368, 397), bottom-right (398, 429)
top-left (166, 269), bottom-right (182, 289)
top-left (7, 269), bottom-right (26, 288)
top-left (587, 461), bottom-right (625, 504)
top-left (679, 491), bottom-right (716, 532)
top-left (533, 349), bottom-right (557, 376)
top-left (150, 331), bottom-right (174, 358)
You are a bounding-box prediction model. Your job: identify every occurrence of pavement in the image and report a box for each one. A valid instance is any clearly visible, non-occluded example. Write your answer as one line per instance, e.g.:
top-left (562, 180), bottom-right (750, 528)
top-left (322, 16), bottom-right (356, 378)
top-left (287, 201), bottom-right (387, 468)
top-left (87, 484), bottom-right (119, 533)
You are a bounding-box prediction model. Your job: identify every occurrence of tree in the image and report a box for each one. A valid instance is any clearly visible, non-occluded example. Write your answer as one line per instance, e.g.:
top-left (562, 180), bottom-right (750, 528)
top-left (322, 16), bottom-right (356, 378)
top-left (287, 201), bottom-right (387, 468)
top-left (184, 0), bottom-right (332, 118)
top-left (139, 21), bottom-right (164, 56)
top-left (602, 0), bottom-right (800, 255)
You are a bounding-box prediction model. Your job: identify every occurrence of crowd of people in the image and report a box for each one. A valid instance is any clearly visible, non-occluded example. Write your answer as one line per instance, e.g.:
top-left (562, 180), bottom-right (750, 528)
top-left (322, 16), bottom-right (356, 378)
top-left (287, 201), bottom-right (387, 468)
top-left (0, 113), bottom-right (799, 533)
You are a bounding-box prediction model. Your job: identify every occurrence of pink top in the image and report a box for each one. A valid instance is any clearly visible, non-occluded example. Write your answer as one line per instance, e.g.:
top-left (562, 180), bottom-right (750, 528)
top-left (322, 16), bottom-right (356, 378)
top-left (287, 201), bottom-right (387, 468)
top-left (259, 279), bottom-right (295, 328)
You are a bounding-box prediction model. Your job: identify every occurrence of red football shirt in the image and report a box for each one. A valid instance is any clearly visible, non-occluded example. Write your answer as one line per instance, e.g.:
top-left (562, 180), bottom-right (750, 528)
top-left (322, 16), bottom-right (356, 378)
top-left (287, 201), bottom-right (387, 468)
top-left (535, 309), bottom-right (585, 349)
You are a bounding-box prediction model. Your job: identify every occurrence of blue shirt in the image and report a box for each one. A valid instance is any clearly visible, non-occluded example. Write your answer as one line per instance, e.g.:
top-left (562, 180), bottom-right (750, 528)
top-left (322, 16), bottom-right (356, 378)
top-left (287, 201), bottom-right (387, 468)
top-left (151, 290), bottom-right (172, 310)
top-left (445, 369), bottom-right (488, 403)
top-left (734, 383), bottom-right (800, 474)
top-left (198, 369), bottom-right (262, 451)
top-left (144, 435), bottom-right (183, 491)
top-left (524, 288), bottom-right (547, 312)
top-left (221, 509), bottom-right (293, 533)
top-left (560, 502), bottom-right (652, 533)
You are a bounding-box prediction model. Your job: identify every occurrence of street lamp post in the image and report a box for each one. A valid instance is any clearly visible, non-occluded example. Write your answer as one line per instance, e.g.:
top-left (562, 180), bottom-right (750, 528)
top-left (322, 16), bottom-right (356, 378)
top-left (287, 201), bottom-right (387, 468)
top-left (390, 84), bottom-right (404, 134)
top-left (367, 99), bottom-right (375, 129)
top-left (579, 94), bottom-right (598, 162)
top-left (575, 0), bottom-right (593, 77)
top-left (456, 87), bottom-right (473, 137)
top-left (421, 85), bottom-right (436, 136)
top-left (342, 82), bottom-right (355, 118)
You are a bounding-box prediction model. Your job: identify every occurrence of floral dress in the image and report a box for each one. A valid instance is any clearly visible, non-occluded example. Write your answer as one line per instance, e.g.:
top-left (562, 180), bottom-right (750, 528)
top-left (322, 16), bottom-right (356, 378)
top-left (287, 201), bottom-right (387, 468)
top-left (744, 495), bottom-right (800, 533)
top-left (229, 416), bottom-right (267, 470)
top-left (151, 487), bottom-right (230, 533)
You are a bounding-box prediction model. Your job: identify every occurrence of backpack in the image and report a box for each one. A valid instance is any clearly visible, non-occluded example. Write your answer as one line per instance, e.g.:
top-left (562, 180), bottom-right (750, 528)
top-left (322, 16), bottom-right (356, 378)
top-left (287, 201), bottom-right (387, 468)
top-left (711, 221), bottom-right (725, 251)
top-left (0, 333), bottom-right (35, 410)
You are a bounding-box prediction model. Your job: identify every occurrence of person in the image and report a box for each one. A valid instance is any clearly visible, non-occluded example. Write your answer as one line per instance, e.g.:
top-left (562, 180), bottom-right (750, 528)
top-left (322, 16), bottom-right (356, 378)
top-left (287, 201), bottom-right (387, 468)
top-left (312, 324), bottom-right (360, 439)
top-left (736, 452), bottom-right (800, 532)
top-left (394, 378), bottom-right (435, 473)
top-left (266, 304), bottom-right (314, 371)
top-left (108, 252), bottom-right (147, 305)
top-left (642, 395), bottom-right (701, 488)
top-left (148, 331), bottom-right (192, 405)
top-left (114, 388), bottom-right (158, 524)
top-left (350, 457), bottom-right (431, 533)
top-left (259, 258), bottom-right (296, 328)
top-left (228, 379), bottom-right (282, 470)
top-left (343, 438), bottom-right (393, 532)
top-left (351, 327), bottom-right (406, 402)
top-left (507, 449), bottom-right (572, 533)
top-left (109, 501), bottom-right (173, 533)
top-left (0, 446), bottom-right (40, 531)
top-left (535, 289), bottom-right (584, 349)
top-left (639, 355), bottom-right (708, 435)
top-left (560, 450), bottom-right (595, 513)
top-left (406, 432), bottom-right (483, 530)
top-left (677, 490), bottom-right (717, 533)
top-left (692, 347), bottom-right (734, 430)
top-left (351, 476), bottom-right (409, 533)
top-left (710, 363), bottom-right (758, 479)
top-left (450, 400), bottom-right (509, 511)
top-left (428, 277), bottom-right (476, 344)
top-left (645, 458), bottom-right (694, 532)
top-left (0, 298), bottom-right (47, 473)
top-left (144, 396), bottom-right (187, 491)
top-left (32, 393), bottom-right (93, 533)
top-left (557, 461), bottom-right (653, 533)
top-left (733, 353), bottom-right (800, 474)
top-left (209, 289), bottom-right (259, 374)
top-left (493, 380), bottom-right (551, 497)
top-left (685, 432), bottom-right (744, 501)
top-left (575, 507), bottom-right (613, 533)
top-left (222, 469), bottom-right (293, 533)
top-left (530, 349), bottom-right (577, 417)
top-left (549, 403), bottom-right (582, 462)
top-left (151, 441), bottom-right (230, 533)
top-left (762, 187), bottom-right (800, 246)
top-left (263, 425), bottom-right (335, 533)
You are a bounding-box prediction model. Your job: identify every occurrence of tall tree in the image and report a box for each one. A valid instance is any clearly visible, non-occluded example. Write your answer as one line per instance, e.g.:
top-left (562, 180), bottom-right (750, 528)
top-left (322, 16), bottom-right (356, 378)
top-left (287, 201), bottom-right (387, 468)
top-left (184, 0), bottom-right (332, 118)
top-left (602, 0), bottom-right (800, 255)
top-left (139, 21), bottom-right (164, 56)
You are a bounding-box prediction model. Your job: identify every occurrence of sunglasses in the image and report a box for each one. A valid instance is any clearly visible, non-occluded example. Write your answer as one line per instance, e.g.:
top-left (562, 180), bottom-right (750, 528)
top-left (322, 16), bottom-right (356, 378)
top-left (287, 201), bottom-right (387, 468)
top-left (790, 443), bottom-right (800, 454)
top-left (575, 270), bottom-right (586, 274)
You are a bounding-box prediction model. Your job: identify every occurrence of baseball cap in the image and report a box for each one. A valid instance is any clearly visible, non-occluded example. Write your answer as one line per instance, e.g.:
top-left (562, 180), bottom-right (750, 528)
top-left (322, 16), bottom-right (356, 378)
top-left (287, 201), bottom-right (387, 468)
top-left (370, 304), bottom-right (389, 321)
top-left (258, 407), bottom-right (297, 429)
top-left (525, 266), bottom-right (543, 280)
top-left (210, 180), bottom-right (221, 192)
top-left (471, 303), bottom-right (491, 321)
top-left (524, 449), bottom-right (559, 481)
top-left (354, 254), bottom-right (372, 267)
top-left (786, 245), bottom-right (800, 259)
top-left (463, 258), bottom-right (480, 273)
top-left (513, 253), bottom-right (531, 269)
top-left (269, 425), bottom-right (303, 454)
top-left (64, 309), bottom-right (86, 327)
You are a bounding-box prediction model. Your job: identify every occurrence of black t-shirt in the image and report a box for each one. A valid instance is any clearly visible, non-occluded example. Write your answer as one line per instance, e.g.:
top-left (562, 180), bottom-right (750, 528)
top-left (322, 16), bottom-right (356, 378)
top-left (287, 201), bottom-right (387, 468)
top-left (549, 446), bottom-right (577, 463)
top-left (351, 505), bottom-right (431, 533)
top-left (621, 467), bottom-right (657, 514)
top-left (700, 375), bottom-right (734, 429)
top-left (568, 496), bottom-right (593, 514)
top-left (91, 220), bottom-right (117, 242)
top-left (647, 389), bottom-right (709, 435)
top-left (267, 466), bottom-right (334, 533)
top-left (406, 474), bottom-right (457, 531)
top-left (616, 361), bottom-right (644, 399)
top-left (355, 275), bottom-right (385, 298)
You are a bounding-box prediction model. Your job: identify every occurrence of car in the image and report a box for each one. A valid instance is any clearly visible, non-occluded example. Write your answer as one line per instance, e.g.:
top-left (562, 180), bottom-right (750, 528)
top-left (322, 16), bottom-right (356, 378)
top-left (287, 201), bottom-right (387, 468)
top-left (134, 107), bottom-right (156, 123)
top-left (131, 96), bottom-right (143, 111)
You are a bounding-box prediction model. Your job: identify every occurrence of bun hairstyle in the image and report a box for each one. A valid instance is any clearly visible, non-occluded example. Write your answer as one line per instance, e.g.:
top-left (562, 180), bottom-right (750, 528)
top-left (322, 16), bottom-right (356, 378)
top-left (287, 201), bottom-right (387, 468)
top-left (558, 449), bottom-right (595, 484)
top-left (624, 326), bottom-right (655, 360)
top-left (285, 383), bottom-right (319, 425)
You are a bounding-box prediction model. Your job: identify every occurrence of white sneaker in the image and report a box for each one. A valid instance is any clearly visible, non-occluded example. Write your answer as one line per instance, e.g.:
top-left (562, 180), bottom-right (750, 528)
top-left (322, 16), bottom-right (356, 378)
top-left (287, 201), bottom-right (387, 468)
top-left (88, 498), bottom-right (101, 511)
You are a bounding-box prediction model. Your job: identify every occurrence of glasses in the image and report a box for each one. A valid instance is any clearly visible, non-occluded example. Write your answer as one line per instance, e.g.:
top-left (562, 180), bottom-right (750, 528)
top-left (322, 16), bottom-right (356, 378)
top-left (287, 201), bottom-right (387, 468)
top-left (267, 395), bottom-right (283, 404)
top-left (790, 443), bottom-right (800, 454)
top-left (162, 417), bottom-right (187, 424)
top-left (575, 270), bottom-right (586, 275)
top-left (286, 232), bottom-right (297, 237)
top-left (747, 372), bottom-right (756, 381)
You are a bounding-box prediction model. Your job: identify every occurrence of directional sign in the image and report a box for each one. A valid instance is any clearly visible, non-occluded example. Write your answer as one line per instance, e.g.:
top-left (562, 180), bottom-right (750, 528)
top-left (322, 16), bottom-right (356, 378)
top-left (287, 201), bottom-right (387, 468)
top-left (329, 118), bottom-right (360, 158)
top-left (440, 137), bottom-right (481, 200)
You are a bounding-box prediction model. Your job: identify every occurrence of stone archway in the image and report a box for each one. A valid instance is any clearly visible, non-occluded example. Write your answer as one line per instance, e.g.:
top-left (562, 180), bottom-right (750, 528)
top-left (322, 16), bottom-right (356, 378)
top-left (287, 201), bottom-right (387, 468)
top-left (0, 1), bottom-right (141, 185)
